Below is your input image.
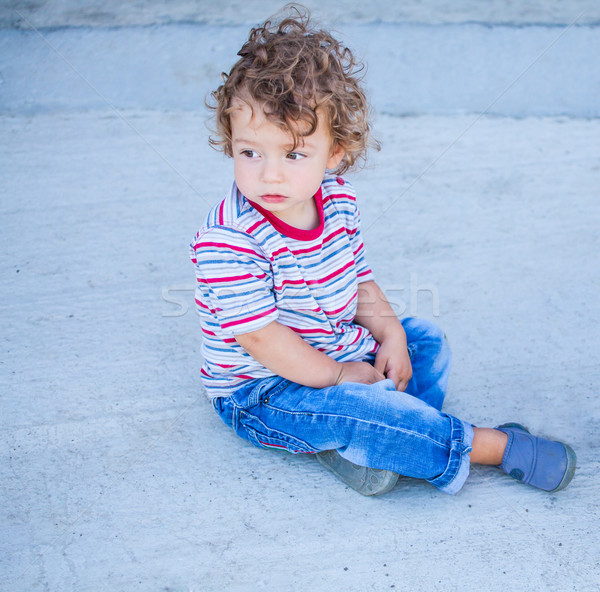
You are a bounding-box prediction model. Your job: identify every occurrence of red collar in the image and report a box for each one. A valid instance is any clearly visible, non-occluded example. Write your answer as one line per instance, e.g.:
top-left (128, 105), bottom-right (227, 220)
top-left (248, 187), bottom-right (324, 241)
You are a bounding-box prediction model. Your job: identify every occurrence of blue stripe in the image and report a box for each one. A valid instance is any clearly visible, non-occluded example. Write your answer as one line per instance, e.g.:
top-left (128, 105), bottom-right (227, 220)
top-left (296, 243), bottom-right (353, 271)
top-left (218, 300), bottom-right (276, 321)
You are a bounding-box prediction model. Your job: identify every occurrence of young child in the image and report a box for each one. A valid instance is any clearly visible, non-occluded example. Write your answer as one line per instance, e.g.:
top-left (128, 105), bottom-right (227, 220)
top-left (190, 5), bottom-right (576, 496)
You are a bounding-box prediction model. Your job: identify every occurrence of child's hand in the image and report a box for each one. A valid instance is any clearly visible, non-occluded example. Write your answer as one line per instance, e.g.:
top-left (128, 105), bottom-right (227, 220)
top-left (335, 361), bottom-right (386, 385)
top-left (353, 280), bottom-right (413, 391)
top-left (374, 336), bottom-right (413, 392)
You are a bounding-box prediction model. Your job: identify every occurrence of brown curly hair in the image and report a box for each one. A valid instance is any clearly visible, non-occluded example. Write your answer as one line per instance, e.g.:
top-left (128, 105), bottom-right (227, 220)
top-left (207, 4), bottom-right (378, 174)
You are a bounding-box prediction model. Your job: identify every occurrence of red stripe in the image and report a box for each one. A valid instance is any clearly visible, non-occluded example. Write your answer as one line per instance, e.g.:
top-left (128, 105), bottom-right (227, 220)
top-left (247, 220), bottom-right (264, 235)
top-left (349, 327), bottom-right (363, 345)
top-left (201, 330), bottom-right (235, 344)
top-left (324, 292), bottom-right (357, 316)
top-left (353, 244), bottom-right (364, 257)
top-left (206, 272), bottom-right (266, 284)
top-left (272, 246), bottom-right (289, 259)
top-left (218, 200), bottom-right (225, 225)
top-left (220, 308), bottom-right (277, 329)
top-left (305, 260), bottom-right (353, 286)
top-left (273, 278), bottom-right (305, 290)
top-left (334, 191), bottom-right (356, 202)
top-left (258, 440), bottom-right (315, 454)
top-left (291, 327), bottom-right (334, 336)
top-left (195, 298), bottom-right (217, 314)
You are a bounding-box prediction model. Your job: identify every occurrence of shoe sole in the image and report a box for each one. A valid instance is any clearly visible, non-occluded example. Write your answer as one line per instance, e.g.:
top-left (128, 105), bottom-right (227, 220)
top-left (553, 443), bottom-right (577, 492)
top-left (316, 449), bottom-right (399, 496)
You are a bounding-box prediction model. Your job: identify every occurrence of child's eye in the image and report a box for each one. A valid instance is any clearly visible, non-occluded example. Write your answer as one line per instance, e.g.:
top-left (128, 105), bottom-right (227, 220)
top-left (287, 152), bottom-right (306, 161)
top-left (240, 149), bottom-right (259, 158)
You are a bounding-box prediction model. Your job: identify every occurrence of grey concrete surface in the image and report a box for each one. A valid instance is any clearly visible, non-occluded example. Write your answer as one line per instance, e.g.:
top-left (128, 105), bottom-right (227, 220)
top-left (2, 2), bottom-right (599, 117)
top-left (1, 0), bottom-right (599, 28)
top-left (1, 2), bottom-right (599, 591)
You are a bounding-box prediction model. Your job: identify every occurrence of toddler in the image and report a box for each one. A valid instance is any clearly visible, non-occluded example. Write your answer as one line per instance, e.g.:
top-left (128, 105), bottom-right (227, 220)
top-left (189, 5), bottom-right (576, 495)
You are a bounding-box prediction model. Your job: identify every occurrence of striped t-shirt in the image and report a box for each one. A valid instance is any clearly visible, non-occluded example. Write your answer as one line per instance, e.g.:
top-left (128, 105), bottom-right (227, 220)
top-left (190, 175), bottom-right (379, 398)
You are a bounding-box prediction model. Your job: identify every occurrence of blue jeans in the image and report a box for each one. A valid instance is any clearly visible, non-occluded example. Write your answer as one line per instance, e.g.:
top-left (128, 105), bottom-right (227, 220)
top-left (212, 318), bottom-right (474, 494)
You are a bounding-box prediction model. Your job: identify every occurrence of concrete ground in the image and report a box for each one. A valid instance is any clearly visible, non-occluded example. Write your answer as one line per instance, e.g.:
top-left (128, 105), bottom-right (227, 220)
top-left (1, 2), bottom-right (599, 591)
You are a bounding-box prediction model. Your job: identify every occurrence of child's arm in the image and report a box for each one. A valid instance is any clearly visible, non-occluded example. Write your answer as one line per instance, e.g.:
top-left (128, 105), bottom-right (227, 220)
top-left (354, 280), bottom-right (413, 391)
top-left (235, 321), bottom-right (385, 388)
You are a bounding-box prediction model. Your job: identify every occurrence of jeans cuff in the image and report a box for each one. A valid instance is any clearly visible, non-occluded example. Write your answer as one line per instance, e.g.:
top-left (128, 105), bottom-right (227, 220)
top-left (428, 417), bottom-right (474, 495)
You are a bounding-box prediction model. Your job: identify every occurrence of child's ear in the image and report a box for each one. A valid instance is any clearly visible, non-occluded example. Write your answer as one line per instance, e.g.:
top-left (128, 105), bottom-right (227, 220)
top-left (327, 143), bottom-right (346, 171)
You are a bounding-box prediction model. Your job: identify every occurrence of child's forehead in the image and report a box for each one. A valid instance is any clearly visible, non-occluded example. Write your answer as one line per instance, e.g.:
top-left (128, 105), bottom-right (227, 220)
top-left (230, 97), bottom-right (325, 142)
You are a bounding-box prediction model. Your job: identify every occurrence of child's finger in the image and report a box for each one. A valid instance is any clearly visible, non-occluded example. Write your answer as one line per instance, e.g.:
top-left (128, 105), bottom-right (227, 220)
top-left (373, 355), bottom-right (386, 375)
top-left (384, 367), bottom-right (401, 390)
top-left (396, 379), bottom-right (409, 392)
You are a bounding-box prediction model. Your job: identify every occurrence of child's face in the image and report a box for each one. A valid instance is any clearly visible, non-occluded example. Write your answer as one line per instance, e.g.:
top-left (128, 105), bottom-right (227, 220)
top-left (230, 99), bottom-right (345, 226)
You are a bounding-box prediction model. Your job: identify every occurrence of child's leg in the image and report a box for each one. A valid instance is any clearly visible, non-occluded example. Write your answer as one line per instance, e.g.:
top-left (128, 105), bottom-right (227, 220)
top-left (401, 317), bottom-right (451, 410)
top-left (213, 377), bottom-right (576, 494)
top-left (315, 427), bottom-right (508, 495)
top-left (213, 376), bottom-right (474, 495)
top-left (471, 427), bottom-right (508, 464)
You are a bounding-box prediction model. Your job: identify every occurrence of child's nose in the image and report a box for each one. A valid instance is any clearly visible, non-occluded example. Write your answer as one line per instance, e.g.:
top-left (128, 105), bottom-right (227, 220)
top-left (260, 158), bottom-right (284, 183)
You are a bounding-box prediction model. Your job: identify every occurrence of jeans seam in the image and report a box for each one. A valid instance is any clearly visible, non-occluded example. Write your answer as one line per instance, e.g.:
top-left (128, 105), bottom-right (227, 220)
top-left (246, 376), bottom-right (289, 406)
top-left (428, 417), bottom-right (472, 493)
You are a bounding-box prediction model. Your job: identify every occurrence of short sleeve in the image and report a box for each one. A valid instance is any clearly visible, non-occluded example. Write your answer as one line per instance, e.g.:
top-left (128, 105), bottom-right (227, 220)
top-left (190, 227), bottom-right (278, 335)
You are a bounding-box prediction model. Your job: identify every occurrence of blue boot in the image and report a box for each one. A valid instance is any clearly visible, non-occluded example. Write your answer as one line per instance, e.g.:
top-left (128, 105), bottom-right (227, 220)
top-left (497, 423), bottom-right (576, 492)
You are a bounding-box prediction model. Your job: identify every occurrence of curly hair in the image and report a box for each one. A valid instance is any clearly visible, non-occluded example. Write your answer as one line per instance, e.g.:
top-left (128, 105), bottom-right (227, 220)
top-left (207, 3), bottom-right (378, 174)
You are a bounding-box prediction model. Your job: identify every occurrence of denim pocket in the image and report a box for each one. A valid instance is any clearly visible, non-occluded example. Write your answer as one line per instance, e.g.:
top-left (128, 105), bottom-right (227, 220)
top-left (224, 376), bottom-right (316, 454)
top-left (238, 409), bottom-right (316, 454)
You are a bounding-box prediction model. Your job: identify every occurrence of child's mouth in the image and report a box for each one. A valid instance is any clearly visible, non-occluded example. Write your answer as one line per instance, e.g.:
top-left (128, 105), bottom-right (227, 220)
top-left (260, 194), bottom-right (287, 204)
